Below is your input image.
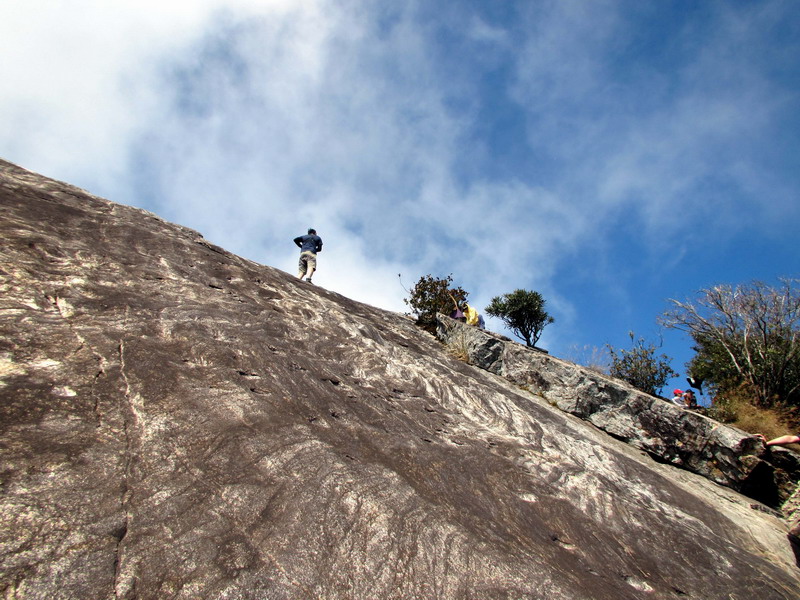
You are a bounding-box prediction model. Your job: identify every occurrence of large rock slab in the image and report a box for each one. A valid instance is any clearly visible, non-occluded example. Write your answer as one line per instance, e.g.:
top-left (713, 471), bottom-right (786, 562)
top-left (436, 315), bottom-right (800, 508)
top-left (2, 158), bottom-right (800, 599)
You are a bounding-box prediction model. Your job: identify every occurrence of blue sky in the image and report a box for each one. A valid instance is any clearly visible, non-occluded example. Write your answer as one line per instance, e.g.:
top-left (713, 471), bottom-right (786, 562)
top-left (2, 0), bottom-right (799, 401)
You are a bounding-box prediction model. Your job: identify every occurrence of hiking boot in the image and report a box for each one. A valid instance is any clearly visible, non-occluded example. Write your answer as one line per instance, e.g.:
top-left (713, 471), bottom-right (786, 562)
top-left (305, 278), bottom-right (313, 283)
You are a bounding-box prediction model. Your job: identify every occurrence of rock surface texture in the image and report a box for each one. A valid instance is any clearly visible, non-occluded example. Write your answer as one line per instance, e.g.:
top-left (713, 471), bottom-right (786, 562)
top-left (436, 317), bottom-right (800, 509)
top-left (2, 158), bottom-right (800, 599)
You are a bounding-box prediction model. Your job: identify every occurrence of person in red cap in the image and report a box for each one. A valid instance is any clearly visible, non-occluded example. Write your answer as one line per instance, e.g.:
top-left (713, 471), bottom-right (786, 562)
top-left (670, 389), bottom-right (685, 407)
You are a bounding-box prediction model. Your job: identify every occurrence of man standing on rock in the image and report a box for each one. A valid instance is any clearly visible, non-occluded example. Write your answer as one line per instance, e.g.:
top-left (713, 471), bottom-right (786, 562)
top-left (294, 228), bottom-right (323, 283)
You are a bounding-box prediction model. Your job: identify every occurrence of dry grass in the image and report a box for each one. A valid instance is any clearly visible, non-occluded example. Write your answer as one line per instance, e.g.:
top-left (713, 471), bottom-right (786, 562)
top-left (734, 403), bottom-right (793, 441)
top-left (564, 344), bottom-right (610, 374)
top-left (709, 386), bottom-right (799, 448)
top-left (445, 332), bottom-right (471, 364)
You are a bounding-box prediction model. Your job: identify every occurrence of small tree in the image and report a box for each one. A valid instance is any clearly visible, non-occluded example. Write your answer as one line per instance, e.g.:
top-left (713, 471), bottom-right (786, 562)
top-left (607, 332), bottom-right (677, 396)
top-left (404, 274), bottom-right (468, 331)
top-left (485, 289), bottom-right (554, 347)
top-left (660, 279), bottom-right (800, 408)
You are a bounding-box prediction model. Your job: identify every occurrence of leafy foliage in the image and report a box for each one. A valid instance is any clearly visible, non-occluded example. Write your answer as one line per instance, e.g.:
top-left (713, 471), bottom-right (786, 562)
top-left (485, 289), bottom-right (554, 347)
top-left (404, 274), bottom-right (468, 331)
top-left (684, 334), bottom-right (741, 395)
top-left (661, 279), bottom-right (800, 408)
top-left (607, 332), bottom-right (677, 396)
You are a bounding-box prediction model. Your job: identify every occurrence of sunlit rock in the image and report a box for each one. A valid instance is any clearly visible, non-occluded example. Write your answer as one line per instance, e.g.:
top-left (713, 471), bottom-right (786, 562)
top-left (436, 316), bottom-right (800, 509)
top-left (2, 159), bottom-right (800, 599)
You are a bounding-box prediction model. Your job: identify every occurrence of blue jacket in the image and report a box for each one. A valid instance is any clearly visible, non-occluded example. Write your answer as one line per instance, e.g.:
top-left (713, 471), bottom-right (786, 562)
top-left (294, 234), bottom-right (323, 254)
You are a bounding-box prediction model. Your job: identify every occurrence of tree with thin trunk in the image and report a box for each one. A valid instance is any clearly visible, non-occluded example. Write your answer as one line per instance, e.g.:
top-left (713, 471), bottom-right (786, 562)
top-left (485, 289), bottom-right (554, 347)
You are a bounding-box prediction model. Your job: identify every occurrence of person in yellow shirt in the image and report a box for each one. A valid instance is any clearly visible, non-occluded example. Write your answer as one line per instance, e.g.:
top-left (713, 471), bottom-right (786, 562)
top-left (450, 293), bottom-right (485, 329)
top-left (463, 303), bottom-right (481, 327)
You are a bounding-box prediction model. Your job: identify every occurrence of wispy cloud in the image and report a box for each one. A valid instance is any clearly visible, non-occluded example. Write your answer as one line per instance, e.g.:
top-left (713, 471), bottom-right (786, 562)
top-left (509, 1), bottom-right (799, 240)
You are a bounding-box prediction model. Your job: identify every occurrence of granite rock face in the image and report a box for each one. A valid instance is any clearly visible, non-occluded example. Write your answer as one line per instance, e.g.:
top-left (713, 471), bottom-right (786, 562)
top-left (436, 317), bottom-right (800, 509)
top-left (2, 158), bottom-right (800, 599)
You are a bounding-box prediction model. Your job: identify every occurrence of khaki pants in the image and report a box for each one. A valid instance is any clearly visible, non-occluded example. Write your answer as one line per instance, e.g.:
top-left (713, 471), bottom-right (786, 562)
top-left (297, 251), bottom-right (317, 279)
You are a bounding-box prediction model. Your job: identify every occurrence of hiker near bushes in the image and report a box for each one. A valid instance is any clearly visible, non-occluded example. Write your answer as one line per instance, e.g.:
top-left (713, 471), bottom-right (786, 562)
top-left (294, 228), bottom-right (323, 283)
top-left (682, 390), bottom-right (698, 408)
top-left (450, 293), bottom-right (485, 329)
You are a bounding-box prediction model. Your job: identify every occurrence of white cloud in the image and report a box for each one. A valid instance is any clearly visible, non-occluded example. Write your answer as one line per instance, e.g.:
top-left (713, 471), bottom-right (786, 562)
top-left (467, 16), bottom-right (509, 45)
top-left (509, 1), bottom-right (797, 243)
top-left (0, 0), bottom-right (303, 182)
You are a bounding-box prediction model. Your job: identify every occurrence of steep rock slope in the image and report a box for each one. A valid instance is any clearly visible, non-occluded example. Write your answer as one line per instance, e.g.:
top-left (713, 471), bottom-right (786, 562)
top-left (1, 159), bottom-right (799, 599)
top-left (436, 316), bottom-right (800, 508)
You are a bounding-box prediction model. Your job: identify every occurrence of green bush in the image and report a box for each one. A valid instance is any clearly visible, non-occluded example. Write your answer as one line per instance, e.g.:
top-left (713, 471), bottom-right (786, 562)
top-left (485, 289), bottom-right (554, 347)
top-left (404, 274), bottom-right (468, 332)
top-left (607, 332), bottom-right (677, 397)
